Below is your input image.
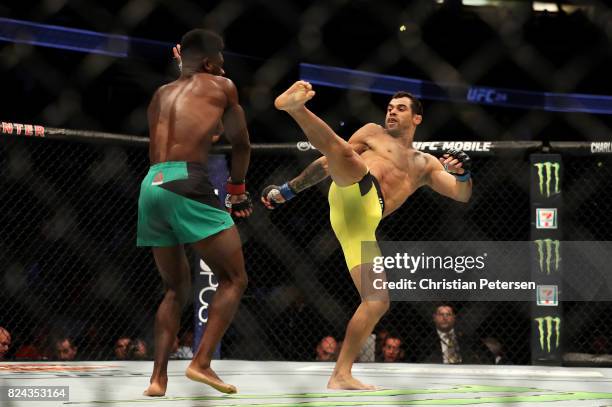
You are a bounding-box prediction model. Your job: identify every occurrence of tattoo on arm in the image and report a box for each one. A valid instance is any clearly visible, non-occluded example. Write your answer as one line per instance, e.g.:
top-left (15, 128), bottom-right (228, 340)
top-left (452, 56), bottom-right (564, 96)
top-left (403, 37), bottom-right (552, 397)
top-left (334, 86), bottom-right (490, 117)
top-left (288, 158), bottom-right (329, 193)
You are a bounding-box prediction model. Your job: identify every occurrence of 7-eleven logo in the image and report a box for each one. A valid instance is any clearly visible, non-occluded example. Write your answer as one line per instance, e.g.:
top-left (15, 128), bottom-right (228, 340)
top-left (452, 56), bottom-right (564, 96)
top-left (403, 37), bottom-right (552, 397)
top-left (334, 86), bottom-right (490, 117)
top-left (536, 208), bottom-right (557, 229)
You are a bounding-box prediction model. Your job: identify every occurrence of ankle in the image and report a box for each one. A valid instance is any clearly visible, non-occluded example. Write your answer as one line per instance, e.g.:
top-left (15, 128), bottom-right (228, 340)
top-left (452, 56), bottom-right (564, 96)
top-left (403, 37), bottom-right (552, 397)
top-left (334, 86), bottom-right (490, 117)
top-left (188, 361), bottom-right (210, 370)
top-left (150, 375), bottom-right (167, 384)
top-left (286, 106), bottom-right (307, 115)
top-left (331, 370), bottom-right (350, 379)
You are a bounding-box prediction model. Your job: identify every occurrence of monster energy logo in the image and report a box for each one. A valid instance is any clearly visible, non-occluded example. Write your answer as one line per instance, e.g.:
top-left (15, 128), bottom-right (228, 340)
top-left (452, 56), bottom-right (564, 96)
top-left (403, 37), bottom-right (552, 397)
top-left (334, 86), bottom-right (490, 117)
top-left (534, 162), bottom-right (560, 197)
top-left (534, 239), bottom-right (560, 274)
top-left (535, 316), bottom-right (561, 353)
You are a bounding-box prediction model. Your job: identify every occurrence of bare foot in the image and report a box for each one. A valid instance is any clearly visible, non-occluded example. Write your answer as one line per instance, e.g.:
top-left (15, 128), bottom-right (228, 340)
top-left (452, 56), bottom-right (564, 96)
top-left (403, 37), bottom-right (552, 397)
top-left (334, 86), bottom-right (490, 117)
top-left (327, 374), bottom-right (377, 391)
top-left (274, 81), bottom-right (316, 111)
top-left (185, 365), bottom-right (237, 394)
top-left (143, 380), bottom-right (167, 397)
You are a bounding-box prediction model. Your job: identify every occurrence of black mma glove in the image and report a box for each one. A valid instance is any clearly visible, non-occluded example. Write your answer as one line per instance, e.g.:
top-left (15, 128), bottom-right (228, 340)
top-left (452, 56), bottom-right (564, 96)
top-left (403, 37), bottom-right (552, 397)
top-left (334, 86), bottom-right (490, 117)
top-left (442, 148), bottom-right (472, 182)
top-left (225, 181), bottom-right (253, 214)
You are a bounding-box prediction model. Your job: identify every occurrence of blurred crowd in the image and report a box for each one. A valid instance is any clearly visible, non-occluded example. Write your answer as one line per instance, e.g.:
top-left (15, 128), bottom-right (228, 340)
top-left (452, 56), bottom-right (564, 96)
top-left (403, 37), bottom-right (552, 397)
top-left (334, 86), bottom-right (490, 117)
top-left (2, 303), bottom-right (611, 364)
top-left (312, 304), bottom-right (612, 365)
top-left (0, 325), bottom-right (194, 361)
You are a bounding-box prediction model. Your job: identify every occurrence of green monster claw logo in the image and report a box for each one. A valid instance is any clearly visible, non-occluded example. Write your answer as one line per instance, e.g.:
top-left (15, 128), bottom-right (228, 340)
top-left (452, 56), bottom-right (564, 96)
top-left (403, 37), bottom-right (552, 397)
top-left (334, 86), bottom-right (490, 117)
top-left (534, 162), bottom-right (560, 197)
top-left (534, 239), bottom-right (560, 274)
top-left (535, 316), bottom-right (561, 352)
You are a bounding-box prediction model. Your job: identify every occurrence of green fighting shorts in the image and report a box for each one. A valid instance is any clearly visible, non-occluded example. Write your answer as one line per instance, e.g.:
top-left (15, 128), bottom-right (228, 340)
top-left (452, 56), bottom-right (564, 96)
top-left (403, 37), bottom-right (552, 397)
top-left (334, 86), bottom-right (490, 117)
top-left (137, 161), bottom-right (234, 247)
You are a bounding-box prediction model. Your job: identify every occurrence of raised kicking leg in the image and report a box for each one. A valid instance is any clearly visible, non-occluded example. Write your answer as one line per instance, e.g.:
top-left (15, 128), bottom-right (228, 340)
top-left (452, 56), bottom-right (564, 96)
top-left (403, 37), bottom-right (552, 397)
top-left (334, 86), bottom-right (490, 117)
top-left (277, 81), bottom-right (389, 390)
top-left (275, 81), bottom-right (368, 186)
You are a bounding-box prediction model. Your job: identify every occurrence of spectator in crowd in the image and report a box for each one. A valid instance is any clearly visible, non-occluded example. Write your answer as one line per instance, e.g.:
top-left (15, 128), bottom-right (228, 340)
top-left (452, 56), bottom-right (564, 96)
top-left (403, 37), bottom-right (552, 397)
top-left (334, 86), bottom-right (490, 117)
top-left (591, 335), bottom-right (611, 355)
top-left (374, 327), bottom-right (389, 360)
top-left (128, 338), bottom-right (149, 360)
top-left (172, 332), bottom-right (194, 360)
top-left (15, 341), bottom-right (44, 360)
top-left (482, 336), bottom-right (510, 365)
top-left (419, 304), bottom-right (493, 364)
top-left (54, 336), bottom-right (78, 361)
top-left (15, 343), bottom-right (40, 360)
top-left (169, 334), bottom-right (194, 360)
top-left (0, 327), bottom-right (11, 360)
top-left (114, 336), bottom-right (132, 360)
top-left (170, 336), bottom-right (181, 359)
top-left (79, 325), bottom-right (106, 359)
top-left (380, 334), bottom-right (404, 363)
top-left (315, 336), bottom-right (338, 361)
top-left (273, 286), bottom-right (332, 360)
top-left (15, 328), bottom-right (48, 360)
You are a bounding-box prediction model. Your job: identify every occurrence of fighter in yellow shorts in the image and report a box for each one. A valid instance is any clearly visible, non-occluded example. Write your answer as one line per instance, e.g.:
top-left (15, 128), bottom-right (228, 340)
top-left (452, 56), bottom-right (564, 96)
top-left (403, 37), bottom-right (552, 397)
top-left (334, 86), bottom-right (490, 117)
top-left (262, 82), bottom-right (473, 390)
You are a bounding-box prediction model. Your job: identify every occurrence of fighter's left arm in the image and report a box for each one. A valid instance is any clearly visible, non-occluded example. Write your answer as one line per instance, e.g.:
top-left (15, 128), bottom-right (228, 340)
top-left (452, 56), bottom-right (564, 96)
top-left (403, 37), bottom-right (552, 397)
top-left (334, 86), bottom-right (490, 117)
top-left (423, 149), bottom-right (473, 203)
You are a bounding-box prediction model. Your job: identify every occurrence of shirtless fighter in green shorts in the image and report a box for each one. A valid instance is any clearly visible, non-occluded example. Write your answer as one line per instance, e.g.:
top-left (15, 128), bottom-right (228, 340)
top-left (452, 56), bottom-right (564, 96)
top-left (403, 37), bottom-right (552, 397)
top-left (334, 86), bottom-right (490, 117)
top-left (137, 29), bottom-right (252, 395)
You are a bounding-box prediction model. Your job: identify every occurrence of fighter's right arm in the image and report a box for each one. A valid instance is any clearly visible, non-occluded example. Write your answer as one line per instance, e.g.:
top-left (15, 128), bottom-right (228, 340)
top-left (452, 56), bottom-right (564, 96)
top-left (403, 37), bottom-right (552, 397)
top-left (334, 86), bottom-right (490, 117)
top-left (221, 78), bottom-right (252, 217)
top-left (261, 156), bottom-right (329, 209)
top-left (221, 78), bottom-right (251, 184)
top-left (260, 123), bottom-right (378, 209)
top-left (289, 156), bottom-right (329, 193)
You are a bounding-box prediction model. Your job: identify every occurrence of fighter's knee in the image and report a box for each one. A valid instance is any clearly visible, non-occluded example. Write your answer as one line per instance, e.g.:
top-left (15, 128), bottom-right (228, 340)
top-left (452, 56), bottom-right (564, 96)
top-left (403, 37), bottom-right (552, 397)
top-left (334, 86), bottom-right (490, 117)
top-left (166, 286), bottom-right (191, 307)
top-left (333, 142), bottom-right (355, 159)
top-left (218, 266), bottom-right (248, 292)
top-left (177, 272), bottom-right (192, 305)
top-left (178, 284), bottom-right (192, 306)
top-left (379, 299), bottom-right (391, 315)
top-left (365, 299), bottom-right (390, 319)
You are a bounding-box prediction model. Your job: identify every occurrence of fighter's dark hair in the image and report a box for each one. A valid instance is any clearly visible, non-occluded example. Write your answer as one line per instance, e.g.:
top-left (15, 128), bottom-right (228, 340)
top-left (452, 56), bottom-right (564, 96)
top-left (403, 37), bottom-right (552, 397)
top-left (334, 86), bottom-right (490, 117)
top-left (391, 91), bottom-right (423, 116)
top-left (180, 29), bottom-right (224, 62)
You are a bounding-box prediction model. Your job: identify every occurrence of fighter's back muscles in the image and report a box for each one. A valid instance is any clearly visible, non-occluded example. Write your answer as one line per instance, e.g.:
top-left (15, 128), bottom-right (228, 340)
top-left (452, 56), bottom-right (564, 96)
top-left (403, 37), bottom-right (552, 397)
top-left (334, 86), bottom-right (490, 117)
top-left (147, 74), bottom-right (242, 165)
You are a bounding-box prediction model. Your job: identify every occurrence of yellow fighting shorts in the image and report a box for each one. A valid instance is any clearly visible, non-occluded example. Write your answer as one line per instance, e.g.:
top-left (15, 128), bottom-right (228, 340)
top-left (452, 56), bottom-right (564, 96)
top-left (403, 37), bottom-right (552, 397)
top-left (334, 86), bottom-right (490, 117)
top-left (328, 172), bottom-right (385, 271)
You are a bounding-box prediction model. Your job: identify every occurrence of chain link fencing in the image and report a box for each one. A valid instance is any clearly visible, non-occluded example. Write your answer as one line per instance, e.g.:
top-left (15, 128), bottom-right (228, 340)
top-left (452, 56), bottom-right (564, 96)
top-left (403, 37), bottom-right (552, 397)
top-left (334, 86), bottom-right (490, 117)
top-left (1, 1), bottom-right (612, 366)
top-left (559, 155), bottom-right (612, 365)
top-left (0, 133), bottom-right (609, 365)
top-left (2, 2), bottom-right (612, 143)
